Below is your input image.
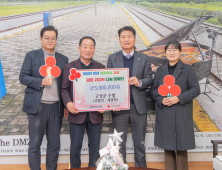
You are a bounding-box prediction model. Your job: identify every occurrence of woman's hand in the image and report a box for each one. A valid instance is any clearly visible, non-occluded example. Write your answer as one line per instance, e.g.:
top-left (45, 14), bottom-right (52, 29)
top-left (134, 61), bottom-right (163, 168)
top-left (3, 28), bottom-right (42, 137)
top-left (162, 96), bottom-right (179, 106)
top-left (162, 97), bottom-right (170, 106)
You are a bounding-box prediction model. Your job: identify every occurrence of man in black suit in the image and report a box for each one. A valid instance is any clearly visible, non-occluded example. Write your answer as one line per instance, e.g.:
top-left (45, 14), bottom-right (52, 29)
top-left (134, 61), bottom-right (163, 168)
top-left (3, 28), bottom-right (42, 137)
top-left (107, 26), bottom-right (153, 167)
top-left (19, 26), bottom-right (68, 170)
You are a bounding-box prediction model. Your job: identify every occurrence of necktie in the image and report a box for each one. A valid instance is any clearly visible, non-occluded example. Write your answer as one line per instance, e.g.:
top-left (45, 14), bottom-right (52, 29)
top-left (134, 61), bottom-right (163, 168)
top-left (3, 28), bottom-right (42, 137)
top-left (126, 54), bottom-right (131, 59)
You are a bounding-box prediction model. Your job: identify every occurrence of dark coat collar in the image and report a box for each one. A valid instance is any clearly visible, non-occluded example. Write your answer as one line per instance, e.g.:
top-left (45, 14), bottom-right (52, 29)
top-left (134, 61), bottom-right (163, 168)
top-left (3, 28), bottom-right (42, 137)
top-left (161, 59), bottom-right (184, 80)
top-left (37, 48), bottom-right (60, 66)
top-left (115, 50), bottom-right (141, 76)
top-left (75, 58), bottom-right (98, 69)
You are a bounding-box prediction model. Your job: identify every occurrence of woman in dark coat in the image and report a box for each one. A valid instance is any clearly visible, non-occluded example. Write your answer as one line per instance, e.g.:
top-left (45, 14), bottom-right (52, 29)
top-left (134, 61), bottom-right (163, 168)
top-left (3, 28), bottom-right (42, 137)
top-left (151, 40), bottom-right (200, 170)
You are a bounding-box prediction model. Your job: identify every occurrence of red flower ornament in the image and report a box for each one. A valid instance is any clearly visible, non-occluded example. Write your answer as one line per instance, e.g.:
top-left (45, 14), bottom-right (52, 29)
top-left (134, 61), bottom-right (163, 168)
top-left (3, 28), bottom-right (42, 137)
top-left (39, 56), bottom-right (61, 77)
top-left (158, 75), bottom-right (181, 97)
top-left (69, 68), bottom-right (81, 81)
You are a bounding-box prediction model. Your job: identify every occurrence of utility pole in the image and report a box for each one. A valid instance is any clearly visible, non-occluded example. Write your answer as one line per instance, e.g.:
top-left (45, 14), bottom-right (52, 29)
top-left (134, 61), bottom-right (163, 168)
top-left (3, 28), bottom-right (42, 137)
top-left (95, 0), bottom-right (97, 18)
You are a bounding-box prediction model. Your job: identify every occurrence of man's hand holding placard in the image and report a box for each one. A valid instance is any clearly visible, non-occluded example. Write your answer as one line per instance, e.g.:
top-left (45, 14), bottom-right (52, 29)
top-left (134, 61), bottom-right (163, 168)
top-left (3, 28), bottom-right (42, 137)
top-left (67, 102), bottom-right (79, 114)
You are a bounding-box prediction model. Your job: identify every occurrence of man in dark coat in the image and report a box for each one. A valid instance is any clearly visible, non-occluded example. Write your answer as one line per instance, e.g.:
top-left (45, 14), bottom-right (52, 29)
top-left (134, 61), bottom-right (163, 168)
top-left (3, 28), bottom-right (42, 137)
top-left (19, 26), bottom-right (68, 170)
top-left (107, 26), bottom-right (153, 167)
top-left (61, 36), bottom-right (105, 168)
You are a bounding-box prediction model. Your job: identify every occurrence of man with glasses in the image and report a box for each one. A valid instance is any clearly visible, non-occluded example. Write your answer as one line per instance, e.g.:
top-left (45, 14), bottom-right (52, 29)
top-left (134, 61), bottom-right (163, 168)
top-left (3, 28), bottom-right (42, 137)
top-left (19, 25), bottom-right (68, 170)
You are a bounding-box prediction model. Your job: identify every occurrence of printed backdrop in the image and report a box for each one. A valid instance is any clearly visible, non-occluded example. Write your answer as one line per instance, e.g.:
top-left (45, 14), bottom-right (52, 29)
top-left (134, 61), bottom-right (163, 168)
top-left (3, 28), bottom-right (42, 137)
top-left (0, 0), bottom-right (222, 156)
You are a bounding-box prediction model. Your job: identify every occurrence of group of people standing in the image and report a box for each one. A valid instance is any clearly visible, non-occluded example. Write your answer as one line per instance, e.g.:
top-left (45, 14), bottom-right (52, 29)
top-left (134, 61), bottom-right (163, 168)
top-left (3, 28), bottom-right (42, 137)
top-left (19, 25), bottom-right (200, 170)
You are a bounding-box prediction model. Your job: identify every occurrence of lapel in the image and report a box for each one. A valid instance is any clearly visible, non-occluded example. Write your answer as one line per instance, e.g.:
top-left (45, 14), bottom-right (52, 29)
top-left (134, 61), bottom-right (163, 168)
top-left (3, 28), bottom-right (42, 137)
top-left (38, 49), bottom-right (45, 67)
top-left (39, 48), bottom-right (61, 68)
top-left (38, 49), bottom-right (45, 92)
top-left (115, 51), bottom-right (124, 68)
top-left (161, 60), bottom-right (184, 80)
top-left (55, 52), bottom-right (61, 69)
top-left (161, 62), bottom-right (169, 79)
top-left (173, 60), bottom-right (184, 80)
top-left (92, 59), bottom-right (97, 69)
top-left (71, 59), bottom-right (82, 92)
top-left (75, 58), bottom-right (83, 69)
top-left (55, 52), bottom-right (62, 87)
top-left (132, 51), bottom-right (141, 77)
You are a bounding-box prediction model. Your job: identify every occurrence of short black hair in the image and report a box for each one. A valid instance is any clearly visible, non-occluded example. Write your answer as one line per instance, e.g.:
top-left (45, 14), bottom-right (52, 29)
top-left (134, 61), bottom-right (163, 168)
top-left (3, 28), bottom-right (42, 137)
top-left (118, 26), bottom-right (136, 37)
top-left (40, 26), bottom-right (58, 38)
top-left (79, 36), bottom-right (96, 46)
top-left (165, 40), bottom-right (181, 52)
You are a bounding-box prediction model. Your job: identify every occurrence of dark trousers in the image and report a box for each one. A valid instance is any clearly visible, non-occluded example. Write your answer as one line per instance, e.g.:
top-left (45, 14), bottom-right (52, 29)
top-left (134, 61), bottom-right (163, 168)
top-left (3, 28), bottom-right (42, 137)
top-left (112, 104), bottom-right (147, 167)
top-left (28, 102), bottom-right (62, 170)
top-left (70, 113), bottom-right (101, 168)
top-left (164, 150), bottom-right (188, 170)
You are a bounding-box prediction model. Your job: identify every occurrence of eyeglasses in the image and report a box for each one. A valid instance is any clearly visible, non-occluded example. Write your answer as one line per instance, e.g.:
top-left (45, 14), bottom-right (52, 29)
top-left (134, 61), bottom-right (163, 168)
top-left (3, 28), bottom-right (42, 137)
top-left (166, 49), bottom-right (180, 53)
top-left (43, 38), bottom-right (57, 42)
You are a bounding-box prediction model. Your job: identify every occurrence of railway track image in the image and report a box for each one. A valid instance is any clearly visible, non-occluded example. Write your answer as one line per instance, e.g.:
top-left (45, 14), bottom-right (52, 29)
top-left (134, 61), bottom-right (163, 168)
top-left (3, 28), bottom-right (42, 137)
top-left (0, 5), bottom-right (90, 21)
top-left (0, 3), bottom-right (102, 34)
top-left (122, 4), bottom-right (222, 84)
top-left (131, 5), bottom-right (222, 31)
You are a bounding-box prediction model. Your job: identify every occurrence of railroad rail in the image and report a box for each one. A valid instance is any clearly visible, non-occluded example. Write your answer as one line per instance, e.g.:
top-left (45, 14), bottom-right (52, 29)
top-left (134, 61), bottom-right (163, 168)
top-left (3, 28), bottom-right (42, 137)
top-left (0, 5), bottom-right (90, 21)
top-left (0, 3), bottom-right (102, 33)
top-left (132, 5), bottom-right (222, 31)
top-left (122, 4), bottom-right (222, 84)
top-left (123, 4), bottom-right (222, 36)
